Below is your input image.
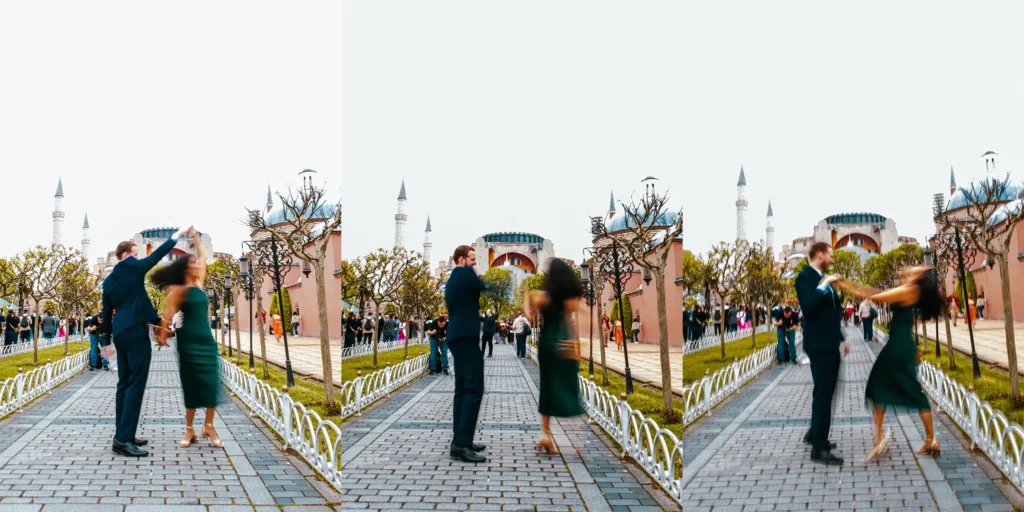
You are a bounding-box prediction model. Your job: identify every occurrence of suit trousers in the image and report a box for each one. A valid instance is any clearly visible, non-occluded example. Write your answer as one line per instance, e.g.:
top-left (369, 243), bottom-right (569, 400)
top-left (480, 332), bottom-right (494, 357)
top-left (862, 319), bottom-right (874, 341)
top-left (449, 337), bottom-right (484, 447)
top-left (807, 349), bottom-right (841, 453)
top-left (113, 323), bottom-right (152, 443)
top-left (515, 333), bottom-right (527, 358)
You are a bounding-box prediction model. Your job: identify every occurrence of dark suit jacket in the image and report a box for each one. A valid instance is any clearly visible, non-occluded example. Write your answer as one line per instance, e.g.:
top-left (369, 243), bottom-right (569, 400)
top-left (481, 315), bottom-right (497, 334)
top-left (795, 265), bottom-right (844, 354)
top-left (100, 238), bottom-right (177, 338)
top-left (444, 266), bottom-right (486, 340)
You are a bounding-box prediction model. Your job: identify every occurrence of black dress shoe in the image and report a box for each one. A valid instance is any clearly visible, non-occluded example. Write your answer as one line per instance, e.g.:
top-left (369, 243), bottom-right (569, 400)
top-left (450, 445), bottom-right (486, 463)
top-left (112, 440), bottom-right (148, 457)
top-left (810, 450), bottom-right (844, 465)
top-left (133, 438), bottom-right (149, 446)
top-left (469, 443), bottom-right (486, 452)
top-left (802, 432), bottom-right (837, 449)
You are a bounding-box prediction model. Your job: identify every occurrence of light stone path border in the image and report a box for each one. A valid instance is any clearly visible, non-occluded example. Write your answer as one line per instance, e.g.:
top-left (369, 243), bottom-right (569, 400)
top-left (0, 344), bottom-right (346, 511)
top-left (341, 342), bottom-right (679, 511)
top-left (680, 326), bottom-right (1019, 511)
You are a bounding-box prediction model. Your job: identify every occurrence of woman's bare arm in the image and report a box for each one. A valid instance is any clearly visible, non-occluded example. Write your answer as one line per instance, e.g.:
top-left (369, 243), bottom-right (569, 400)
top-left (869, 284), bottom-right (918, 307)
top-left (189, 227), bottom-right (207, 281)
top-left (157, 285), bottom-right (185, 344)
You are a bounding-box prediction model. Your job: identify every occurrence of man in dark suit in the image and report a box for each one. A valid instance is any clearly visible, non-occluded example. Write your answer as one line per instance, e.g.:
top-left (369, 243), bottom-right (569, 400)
top-left (795, 242), bottom-right (849, 465)
top-left (100, 228), bottom-right (186, 457)
top-left (444, 245), bottom-right (487, 463)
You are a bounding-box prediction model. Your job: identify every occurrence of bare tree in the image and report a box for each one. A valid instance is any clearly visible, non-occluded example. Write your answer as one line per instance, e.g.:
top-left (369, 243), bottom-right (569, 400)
top-left (395, 260), bottom-right (444, 359)
top-left (707, 240), bottom-right (755, 361)
top-left (944, 174), bottom-right (1024, 399)
top-left (0, 256), bottom-right (21, 303)
top-left (21, 245), bottom-right (78, 363)
top-left (736, 242), bottom-right (782, 349)
top-left (351, 247), bottom-right (420, 368)
top-left (592, 187), bottom-right (684, 419)
top-left (54, 256), bottom-right (97, 354)
top-left (247, 173), bottom-right (342, 408)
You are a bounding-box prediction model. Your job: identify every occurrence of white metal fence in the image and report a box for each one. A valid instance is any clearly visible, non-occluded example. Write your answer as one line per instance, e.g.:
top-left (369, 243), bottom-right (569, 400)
top-left (341, 337), bottom-right (427, 361)
top-left (683, 325), bottom-right (770, 355)
top-left (0, 350), bottom-right (89, 420)
top-left (871, 324), bottom-right (1024, 495)
top-left (0, 334), bottom-right (88, 360)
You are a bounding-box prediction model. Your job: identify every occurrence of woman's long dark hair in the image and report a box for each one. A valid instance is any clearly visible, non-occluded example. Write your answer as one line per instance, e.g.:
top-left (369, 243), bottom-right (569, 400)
top-left (543, 259), bottom-right (583, 303)
top-left (915, 271), bottom-right (945, 322)
top-left (149, 255), bottom-right (194, 291)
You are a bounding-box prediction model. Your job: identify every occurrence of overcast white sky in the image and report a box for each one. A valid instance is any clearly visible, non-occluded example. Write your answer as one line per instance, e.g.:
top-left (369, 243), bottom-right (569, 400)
top-left (0, 1), bottom-right (341, 262)
top-left (343, 1), bottom-right (1024, 266)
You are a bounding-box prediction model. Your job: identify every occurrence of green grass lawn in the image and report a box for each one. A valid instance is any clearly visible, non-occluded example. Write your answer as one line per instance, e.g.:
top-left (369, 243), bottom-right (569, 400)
top-left (0, 341), bottom-right (88, 381)
top-left (917, 341), bottom-right (1024, 427)
top-left (682, 331), bottom-right (776, 385)
top-left (341, 345), bottom-right (428, 384)
top-left (222, 355), bottom-right (343, 427)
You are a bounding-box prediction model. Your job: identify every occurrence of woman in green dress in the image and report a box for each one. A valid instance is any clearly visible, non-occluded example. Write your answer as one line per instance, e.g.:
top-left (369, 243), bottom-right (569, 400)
top-left (151, 227), bottom-right (223, 449)
top-left (839, 266), bottom-right (944, 461)
top-left (525, 258), bottom-right (585, 454)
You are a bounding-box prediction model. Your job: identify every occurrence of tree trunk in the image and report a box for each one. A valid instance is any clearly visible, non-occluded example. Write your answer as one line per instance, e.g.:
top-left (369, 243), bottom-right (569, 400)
top-left (312, 259), bottom-right (335, 408)
top-left (596, 292), bottom-right (608, 386)
top-left (750, 303), bottom-right (757, 349)
top-left (234, 299), bottom-right (241, 365)
top-left (719, 298), bottom-right (727, 361)
top-left (32, 300), bottom-right (40, 364)
top-left (653, 267), bottom-right (674, 418)
top-left (371, 300), bottom-right (380, 368)
top-left (997, 254), bottom-right (1020, 401)
top-left (255, 291), bottom-right (269, 379)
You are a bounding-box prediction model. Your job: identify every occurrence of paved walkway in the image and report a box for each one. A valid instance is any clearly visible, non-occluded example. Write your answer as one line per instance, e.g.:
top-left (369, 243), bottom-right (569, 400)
top-left (341, 343), bottom-right (679, 511)
top-left (0, 344), bottom-right (343, 511)
top-left (578, 338), bottom-right (682, 396)
top-left (681, 327), bottom-right (1021, 511)
top-left (914, 318), bottom-right (1024, 374)
top-left (218, 330), bottom-right (346, 387)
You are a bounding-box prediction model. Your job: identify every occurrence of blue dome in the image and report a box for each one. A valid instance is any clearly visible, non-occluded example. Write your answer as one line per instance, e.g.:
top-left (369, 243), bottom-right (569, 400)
top-left (265, 203), bottom-right (338, 226)
top-left (988, 200), bottom-right (1023, 227)
top-left (605, 211), bottom-right (680, 233)
top-left (947, 178), bottom-right (1023, 211)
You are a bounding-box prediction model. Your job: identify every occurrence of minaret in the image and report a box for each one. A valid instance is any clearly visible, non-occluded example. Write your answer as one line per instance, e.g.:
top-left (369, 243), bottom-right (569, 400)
top-left (607, 190), bottom-right (616, 220)
top-left (52, 178), bottom-right (65, 246)
top-left (81, 214), bottom-right (91, 263)
top-left (265, 184), bottom-right (274, 213)
top-left (735, 166), bottom-right (748, 241)
top-left (982, 151), bottom-right (998, 174)
top-left (423, 216), bottom-right (433, 264)
top-left (765, 201), bottom-right (774, 255)
top-left (394, 180), bottom-right (408, 248)
top-left (949, 166), bottom-right (957, 196)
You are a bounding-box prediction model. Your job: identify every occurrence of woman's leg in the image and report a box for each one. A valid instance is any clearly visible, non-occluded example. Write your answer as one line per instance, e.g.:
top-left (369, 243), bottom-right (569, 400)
top-left (183, 408), bottom-right (196, 444)
top-left (920, 409), bottom-right (936, 445)
top-left (873, 405), bottom-right (885, 445)
top-left (203, 407), bottom-right (223, 447)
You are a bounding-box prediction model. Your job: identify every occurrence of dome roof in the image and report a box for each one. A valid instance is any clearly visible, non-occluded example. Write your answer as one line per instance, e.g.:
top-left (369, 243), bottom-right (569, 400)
top-left (482, 232), bottom-right (544, 245)
top-left (265, 203), bottom-right (339, 226)
top-left (824, 212), bottom-right (886, 225)
top-left (605, 211), bottom-right (680, 233)
top-left (947, 178), bottom-right (1023, 211)
top-left (988, 199), bottom-right (1024, 227)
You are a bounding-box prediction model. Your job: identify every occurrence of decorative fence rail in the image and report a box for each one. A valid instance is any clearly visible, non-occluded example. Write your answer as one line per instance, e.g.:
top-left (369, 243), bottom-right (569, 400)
top-left (341, 337), bottom-right (428, 361)
top-left (872, 324), bottom-right (1024, 495)
top-left (682, 332), bottom-right (804, 428)
top-left (683, 325), bottom-right (770, 355)
top-left (524, 343), bottom-right (684, 504)
top-left (1, 334), bottom-right (88, 360)
top-left (0, 350), bottom-right (89, 420)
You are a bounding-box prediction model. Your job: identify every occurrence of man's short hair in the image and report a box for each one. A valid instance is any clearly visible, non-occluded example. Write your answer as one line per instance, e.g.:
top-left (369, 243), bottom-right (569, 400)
top-left (808, 242), bottom-right (832, 260)
top-left (452, 245), bottom-right (474, 263)
top-left (115, 241), bottom-right (136, 260)
top-left (783, 305), bottom-right (793, 312)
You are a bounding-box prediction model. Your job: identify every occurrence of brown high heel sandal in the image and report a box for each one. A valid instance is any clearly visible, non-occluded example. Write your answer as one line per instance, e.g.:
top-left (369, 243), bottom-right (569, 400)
top-left (203, 423), bottom-right (224, 448)
top-left (180, 426), bottom-right (197, 448)
top-left (917, 438), bottom-right (940, 456)
top-left (535, 430), bottom-right (559, 455)
top-left (864, 436), bottom-right (890, 462)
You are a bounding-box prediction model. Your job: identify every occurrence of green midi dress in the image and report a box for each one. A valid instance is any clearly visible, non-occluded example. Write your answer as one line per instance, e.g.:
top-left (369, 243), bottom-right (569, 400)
top-left (537, 300), bottom-right (585, 418)
top-left (176, 287), bottom-right (222, 409)
top-left (864, 304), bottom-right (930, 411)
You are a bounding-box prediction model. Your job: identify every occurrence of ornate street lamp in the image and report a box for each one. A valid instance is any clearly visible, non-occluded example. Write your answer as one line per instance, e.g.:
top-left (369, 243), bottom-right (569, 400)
top-left (923, 243), bottom-right (940, 357)
top-left (933, 225), bottom-right (981, 379)
top-left (239, 252), bottom-right (256, 372)
top-left (643, 267), bottom-right (652, 286)
top-left (580, 254), bottom-right (597, 379)
top-left (243, 236), bottom-right (296, 387)
top-left (223, 276), bottom-right (233, 358)
top-left (302, 259), bottom-right (311, 278)
top-left (589, 216), bottom-right (636, 395)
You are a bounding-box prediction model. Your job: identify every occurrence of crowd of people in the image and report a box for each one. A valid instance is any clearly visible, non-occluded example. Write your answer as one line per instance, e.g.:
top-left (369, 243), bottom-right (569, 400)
top-left (0, 309), bottom-right (86, 346)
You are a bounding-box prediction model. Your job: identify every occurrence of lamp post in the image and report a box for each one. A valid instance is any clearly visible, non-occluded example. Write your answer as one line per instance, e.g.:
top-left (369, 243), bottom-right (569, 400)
top-left (933, 226), bottom-right (981, 379)
top-left (239, 252), bottom-right (256, 372)
top-left (581, 254), bottom-right (597, 379)
top-left (224, 276), bottom-right (233, 358)
top-left (953, 227), bottom-right (981, 379)
top-left (242, 236), bottom-right (296, 387)
top-left (588, 216), bottom-right (636, 395)
top-left (923, 244), bottom-right (940, 357)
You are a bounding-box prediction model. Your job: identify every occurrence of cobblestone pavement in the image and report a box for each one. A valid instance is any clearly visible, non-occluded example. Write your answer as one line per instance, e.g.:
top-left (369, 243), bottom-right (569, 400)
top-left (577, 338), bottom-right (682, 395)
top-left (342, 342), bottom-right (679, 511)
top-left (0, 344), bottom-right (344, 511)
top-left (681, 327), bottom-right (1021, 511)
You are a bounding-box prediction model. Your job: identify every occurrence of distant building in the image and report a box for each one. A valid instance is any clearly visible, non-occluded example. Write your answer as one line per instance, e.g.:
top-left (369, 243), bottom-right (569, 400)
top-left (780, 212), bottom-right (918, 263)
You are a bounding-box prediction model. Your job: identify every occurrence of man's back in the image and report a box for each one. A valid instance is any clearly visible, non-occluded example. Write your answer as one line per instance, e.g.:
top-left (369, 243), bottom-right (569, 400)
top-left (102, 238), bottom-right (176, 337)
top-left (444, 266), bottom-right (485, 340)
top-left (42, 315), bottom-right (57, 333)
top-left (795, 265), bottom-right (843, 354)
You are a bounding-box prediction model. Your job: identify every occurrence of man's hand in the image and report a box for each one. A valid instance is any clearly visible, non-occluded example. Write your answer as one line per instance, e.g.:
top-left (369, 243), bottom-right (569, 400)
top-left (841, 341), bottom-right (850, 357)
top-left (821, 275), bottom-right (841, 286)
